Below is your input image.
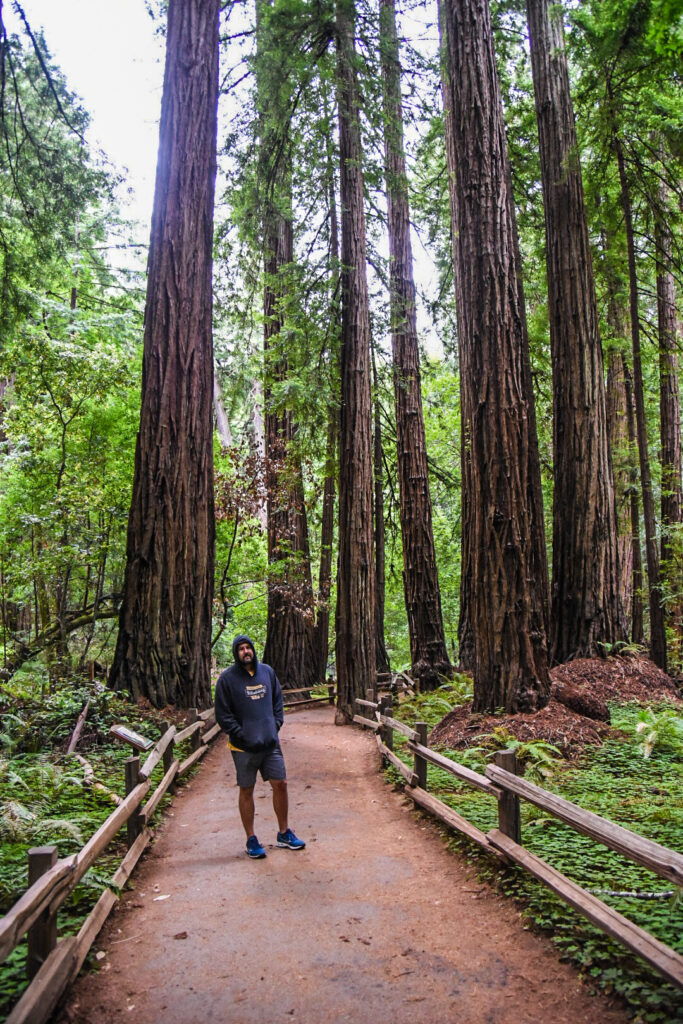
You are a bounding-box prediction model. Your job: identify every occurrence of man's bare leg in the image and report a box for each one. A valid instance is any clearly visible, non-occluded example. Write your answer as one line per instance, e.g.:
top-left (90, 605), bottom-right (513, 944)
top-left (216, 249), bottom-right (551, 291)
top-left (238, 786), bottom-right (256, 837)
top-left (270, 779), bottom-right (288, 833)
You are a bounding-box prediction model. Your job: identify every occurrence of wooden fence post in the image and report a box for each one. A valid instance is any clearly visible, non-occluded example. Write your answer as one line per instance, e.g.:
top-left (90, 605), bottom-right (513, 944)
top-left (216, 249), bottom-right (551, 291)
top-left (414, 722), bottom-right (428, 790)
top-left (26, 846), bottom-right (58, 979)
top-left (495, 749), bottom-right (521, 844)
top-left (379, 694), bottom-right (393, 752)
top-left (125, 756), bottom-right (142, 848)
top-left (161, 720), bottom-right (176, 794)
top-left (189, 708), bottom-right (200, 752)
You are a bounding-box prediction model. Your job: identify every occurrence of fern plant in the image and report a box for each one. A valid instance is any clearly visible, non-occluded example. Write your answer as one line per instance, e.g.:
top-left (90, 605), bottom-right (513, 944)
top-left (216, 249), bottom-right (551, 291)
top-left (634, 707), bottom-right (683, 759)
top-left (462, 726), bottom-right (563, 783)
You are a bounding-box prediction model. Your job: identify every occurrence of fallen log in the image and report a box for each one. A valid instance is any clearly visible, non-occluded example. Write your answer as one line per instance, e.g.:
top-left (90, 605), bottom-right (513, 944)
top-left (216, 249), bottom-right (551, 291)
top-left (66, 701), bottom-right (90, 754)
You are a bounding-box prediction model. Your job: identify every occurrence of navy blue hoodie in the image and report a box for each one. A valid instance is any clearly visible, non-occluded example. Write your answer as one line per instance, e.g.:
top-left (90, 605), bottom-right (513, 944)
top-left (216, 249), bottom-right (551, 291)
top-left (214, 635), bottom-right (284, 753)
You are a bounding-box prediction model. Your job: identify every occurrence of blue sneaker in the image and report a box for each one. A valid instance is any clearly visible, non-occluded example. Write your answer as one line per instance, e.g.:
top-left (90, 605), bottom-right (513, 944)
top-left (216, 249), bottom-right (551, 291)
top-left (246, 834), bottom-right (266, 858)
top-left (276, 828), bottom-right (306, 850)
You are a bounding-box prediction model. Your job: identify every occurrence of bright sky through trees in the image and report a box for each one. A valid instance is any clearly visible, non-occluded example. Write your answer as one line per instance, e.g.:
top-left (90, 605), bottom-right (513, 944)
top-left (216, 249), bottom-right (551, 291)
top-left (4, 0), bottom-right (164, 237)
top-left (4, 1), bottom-right (445, 345)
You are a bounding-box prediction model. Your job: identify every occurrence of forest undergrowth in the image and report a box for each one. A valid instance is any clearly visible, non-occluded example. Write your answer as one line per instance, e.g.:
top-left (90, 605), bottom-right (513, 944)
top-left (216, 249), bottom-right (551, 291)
top-left (387, 659), bottom-right (683, 1023)
top-left (0, 675), bottom-right (196, 1018)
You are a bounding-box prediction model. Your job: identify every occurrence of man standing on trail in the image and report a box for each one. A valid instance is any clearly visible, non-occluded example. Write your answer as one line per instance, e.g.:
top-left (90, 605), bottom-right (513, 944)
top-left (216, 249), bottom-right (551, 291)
top-left (214, 635), bottom-right (306, 859)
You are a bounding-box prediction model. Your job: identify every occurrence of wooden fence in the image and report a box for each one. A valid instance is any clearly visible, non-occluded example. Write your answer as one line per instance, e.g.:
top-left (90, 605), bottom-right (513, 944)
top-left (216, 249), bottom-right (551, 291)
top-left (0, 706), bottom-right (222, 1024)
top-left (282, 684), bottom-right (336, 710)
top-left (353, 693), bottom-right (683, 992)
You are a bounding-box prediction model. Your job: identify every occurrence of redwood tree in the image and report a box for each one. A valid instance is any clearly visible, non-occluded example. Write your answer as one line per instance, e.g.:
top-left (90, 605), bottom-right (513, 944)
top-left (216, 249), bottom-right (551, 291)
top-left (656, 182), bottom-right (683, 566)
top-left (313, 409), bottom-right (337, 682)
top-left (380, 0), bottom-right (452, 690)
top-left (656, 177), bottom-right (683, 659)
top-left (334, 0), bottom-right (376, 719)
top-left (610, 105), bottom-right (667, 671)
top-left (442, 0), bottom-right (550, 712)
top-left (257, 0), bottom-right (317, 689)
top-left (261, 218), bottom-right (317, 689)
top-left (110, 0), bottom-right (220, 708)
top-left (526, 0), bottom-right (624, 662)
top-left (438, 0), bottom-right (474, 672)
top-left (373, 349), bottom-right (391, 676)
top-left (312, 125), bottom-right (340, 683)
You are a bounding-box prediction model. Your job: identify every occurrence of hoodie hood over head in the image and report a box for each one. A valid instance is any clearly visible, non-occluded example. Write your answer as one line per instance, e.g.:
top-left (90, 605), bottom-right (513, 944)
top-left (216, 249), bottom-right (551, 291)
top-left (232, 634), bottom-right (257, 666)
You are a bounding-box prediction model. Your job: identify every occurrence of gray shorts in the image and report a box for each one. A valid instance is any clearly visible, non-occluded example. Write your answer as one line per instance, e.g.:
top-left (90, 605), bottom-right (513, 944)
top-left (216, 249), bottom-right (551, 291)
top-left (231, 744), bottom-right (286, 788)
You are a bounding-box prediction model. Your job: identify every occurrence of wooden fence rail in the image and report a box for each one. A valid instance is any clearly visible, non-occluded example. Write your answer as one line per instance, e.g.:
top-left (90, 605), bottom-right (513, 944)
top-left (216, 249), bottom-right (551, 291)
top-left (282, 684), bottom-right (336, 710)
top-left (1, 706), bottom-right (222, 1024)
top-left (355, 696), bottom-right (683, 992)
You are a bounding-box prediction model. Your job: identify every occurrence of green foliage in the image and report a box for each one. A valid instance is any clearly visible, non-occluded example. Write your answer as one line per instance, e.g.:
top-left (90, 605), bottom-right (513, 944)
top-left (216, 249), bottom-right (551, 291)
top-left (0, 675), bottom-right (183, 1018)
top-left (0, 295), bottom-right (140, 676)
top-left (0, 25), bottom-right (143, 682)
top-left (421, 359), bottom-right (462, 661)
top-left (394, 676), bottom-right (474, 729)
top-left (455, 727), bottom-right (564, 783)
top-left (625, 704), bottom-right (683, 759)
top-left (0, 25), bottom-right (121, 342)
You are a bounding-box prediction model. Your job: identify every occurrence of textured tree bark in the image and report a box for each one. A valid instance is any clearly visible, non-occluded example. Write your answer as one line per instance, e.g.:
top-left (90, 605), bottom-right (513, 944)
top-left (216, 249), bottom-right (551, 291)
top-left (601, 219), bottom-right (636, 632)
top-left (313, 410), bottom-right (336, 682)
top-left (611, 112), bottom-right (667, 671)
top-left (606, 350), bottom-right (635, 628)
top-left (256, 0), bottom-right (316, 690)
top-left (261, 214), bottom-right (317, 689)
top-left (438, 0), bottom-right (473, 671)
top-left (656, 189), bottom-right (683, 560)
top-left (526, 0), bottom-right (624, 662)
top-left (312, 137), bottom-right (339, 684)
top-left (381, 0), bottom-right (452, 689)
top-left (248, 378), bottom-right (268, 530)
top-left (213, 376), bottom-right (232, 449)
top-left (109, 0), bottom-right (219, 709)
top-left (372, 349), bottom-right (391, 676)
top-left (441, 0), bottom-right (550, 713)
top-left (655, 179), bottom-right (683, 660)
top-left (334, 0), bottom-right (377, 719)
top-left (622, 357), bottom-right (645, 644)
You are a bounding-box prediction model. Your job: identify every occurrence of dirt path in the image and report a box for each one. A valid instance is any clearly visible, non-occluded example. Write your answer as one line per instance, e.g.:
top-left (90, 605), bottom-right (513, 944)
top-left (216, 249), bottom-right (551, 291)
top-left (59, 707), bottom-right (628, 1024)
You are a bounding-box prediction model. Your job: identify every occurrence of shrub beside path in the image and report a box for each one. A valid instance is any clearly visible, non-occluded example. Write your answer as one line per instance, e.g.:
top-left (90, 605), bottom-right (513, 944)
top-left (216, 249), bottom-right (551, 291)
top-left (59, 707), bottom-right (629, 1024)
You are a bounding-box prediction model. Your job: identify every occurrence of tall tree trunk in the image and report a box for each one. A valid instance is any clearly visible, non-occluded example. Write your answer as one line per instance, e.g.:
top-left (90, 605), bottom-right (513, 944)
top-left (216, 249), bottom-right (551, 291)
top-left (248, 378), bottom-right (268, 530)
top-left (610, 105), bottom-right (667, 671)
top-left (623, 356), bottom-right (645, 644)
top-left (655, 176), bottom-right (683, 662)
top-left (601, 218), bottom-right (636, 630)
top-left (606, 350), bottom-right (635, 627)
top-left (261, 212), bottom-right (316, 688)
top-left (381, 0), bottom-right (452, 689)
top-left (256, 0), bottom-right (316, 689)
top-left (527, 0), bottom-right (623, 662)
top-left (656, 186), bottom-right (683, 559)
top-left (110, 0), bottom-right (219, 708)
top-left (600, 219), bottom-right (642, 639)
top-left (213, 376), bottom-right (232, 449)
top-left (441, 0), bottom-right (550, 713)
top-left (312, 125), bottom-right (340, 684)
top-left (372, 348), bottom-right (391, 675)
top-left (438, 0), bottom-right (473, 671)
top-left (313, 410), bottom-right (336, 681)
top-left (334, 0), bottom-right (376, 719)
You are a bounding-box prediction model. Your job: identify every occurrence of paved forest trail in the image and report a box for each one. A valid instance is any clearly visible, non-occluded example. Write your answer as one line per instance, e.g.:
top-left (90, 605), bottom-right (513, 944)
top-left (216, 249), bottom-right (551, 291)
top-left (59, 707), bottom-right (628, 1024)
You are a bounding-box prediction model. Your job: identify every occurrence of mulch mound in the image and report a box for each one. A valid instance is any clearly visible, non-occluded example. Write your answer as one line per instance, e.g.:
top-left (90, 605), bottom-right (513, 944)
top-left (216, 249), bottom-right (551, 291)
top-left (429, 655), bottom-right (681, 759)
